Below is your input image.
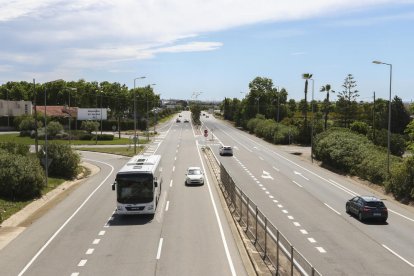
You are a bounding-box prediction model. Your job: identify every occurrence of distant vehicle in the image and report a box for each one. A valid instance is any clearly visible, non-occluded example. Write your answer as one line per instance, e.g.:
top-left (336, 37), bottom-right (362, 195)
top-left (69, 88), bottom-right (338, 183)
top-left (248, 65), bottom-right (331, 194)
top-left (206, 115), bottom-right (209, 118)
top-left (112, 155), bottom-right (162, 215)
top-left (176, 118), bottom-right (181, 123)
top-left (184, 118), bottom-right (189, 123)
top-left (346, 196), bottom-right (388, 222)
top-left (185, 167), bottom-right (204, 185)
top-left (219, 145), bottom-right (233, 156)
top-left (179, 114), bottom-right (182, 117)
top-left (202, 113), bottom-right (205, 116)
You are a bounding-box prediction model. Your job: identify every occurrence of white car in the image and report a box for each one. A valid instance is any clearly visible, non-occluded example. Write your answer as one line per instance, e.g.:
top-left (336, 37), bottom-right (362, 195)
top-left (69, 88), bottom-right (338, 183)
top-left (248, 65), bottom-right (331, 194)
top-left (185, 167), bottom-right (204, 185)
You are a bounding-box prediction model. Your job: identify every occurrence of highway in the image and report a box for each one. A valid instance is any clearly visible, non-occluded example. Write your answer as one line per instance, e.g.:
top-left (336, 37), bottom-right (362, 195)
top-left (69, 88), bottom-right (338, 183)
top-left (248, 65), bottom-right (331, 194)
top-left (201, 113), bottom-right (414, 275)
top-left (0, 111), bottom-right (248, 276)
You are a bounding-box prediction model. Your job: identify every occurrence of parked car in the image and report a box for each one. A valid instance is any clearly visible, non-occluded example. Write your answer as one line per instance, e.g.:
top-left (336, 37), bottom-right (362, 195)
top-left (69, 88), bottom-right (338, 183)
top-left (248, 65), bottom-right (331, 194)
top-left (346, 196), bottom-right (388, 222)
top-left (185, 167), bottom-right (204, 185)
top-left (219, 145), bottom-right (233, 156)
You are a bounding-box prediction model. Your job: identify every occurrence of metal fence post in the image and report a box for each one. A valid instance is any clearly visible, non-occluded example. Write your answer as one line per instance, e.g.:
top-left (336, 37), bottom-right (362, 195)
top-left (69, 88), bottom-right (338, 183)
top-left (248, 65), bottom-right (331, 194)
top-left (290, 246), bottom-right (294, 276)
top-left (263, 217), bottom-right (268, 260)
top-left (276, 230), bottom-right (280, 275)
top-left (255, 206), bottom-right (258, 244)
top-left (246, 197), bottom-right (250, 233)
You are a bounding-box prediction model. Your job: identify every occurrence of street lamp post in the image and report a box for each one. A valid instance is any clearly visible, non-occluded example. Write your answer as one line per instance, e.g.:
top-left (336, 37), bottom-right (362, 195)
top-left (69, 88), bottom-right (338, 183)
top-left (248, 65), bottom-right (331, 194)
top-left (147, 83), bottom-right (156, 141)
top-left (310, 79), bottom-right (315, 163)
top-left (373, 60), bottom-right (392, 175)
top-left (67, 87), bottom-right (77, 144)
top-left (133, 76), bottom-right (146, 154)
top-left (44, 79), bottom-right (63, 187)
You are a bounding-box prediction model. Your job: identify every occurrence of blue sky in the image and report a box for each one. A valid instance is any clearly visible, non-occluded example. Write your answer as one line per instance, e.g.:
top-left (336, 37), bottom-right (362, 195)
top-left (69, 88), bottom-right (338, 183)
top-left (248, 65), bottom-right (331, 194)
top-left (1, 1), bottom-right (414, 102)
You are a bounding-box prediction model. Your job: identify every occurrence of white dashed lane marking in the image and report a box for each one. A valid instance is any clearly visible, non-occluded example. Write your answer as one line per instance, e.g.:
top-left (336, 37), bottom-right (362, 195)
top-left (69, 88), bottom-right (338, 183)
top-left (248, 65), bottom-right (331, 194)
top-left (86, 248), bottom-right (94, 255)
top-left (316, 247), bottom-right (326, 253)
top-left (78, 260), bottom-right (87, 267)
top-left (92, 239), bottom-right (100, 245)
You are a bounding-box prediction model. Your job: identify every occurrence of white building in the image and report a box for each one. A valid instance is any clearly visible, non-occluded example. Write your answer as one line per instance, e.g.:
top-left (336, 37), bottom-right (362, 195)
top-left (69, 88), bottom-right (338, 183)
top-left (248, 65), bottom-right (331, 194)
top-left (0, 100), bottom-right (33, 117)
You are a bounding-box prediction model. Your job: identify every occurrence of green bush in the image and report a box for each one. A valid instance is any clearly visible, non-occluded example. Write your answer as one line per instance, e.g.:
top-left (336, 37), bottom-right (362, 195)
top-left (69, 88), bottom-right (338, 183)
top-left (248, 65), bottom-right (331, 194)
top-left (385, 156), bottom-right (414, 201)
top-left (47, 121), bottom-right (64, 138)
top-left (350, 121), bottom-right (369, 135)
top-left (81, 121), bottom-right (99, 134)
top-left (273, 124), bottom-right (298, 144)
top-left (314, 128), bottom-right (403, 184)
top-left (97, 134), bottom-right (114, 141)
top-left (79, 133), bottom-right (93, 140)
top-left (0, 150), bottom-right (45, 200)
top-left (0, 142), bottom-right (30, 156)
top-left (38, 143), bottom-right (81, 179)
top-left (368, 128), bottom-right (407, 156)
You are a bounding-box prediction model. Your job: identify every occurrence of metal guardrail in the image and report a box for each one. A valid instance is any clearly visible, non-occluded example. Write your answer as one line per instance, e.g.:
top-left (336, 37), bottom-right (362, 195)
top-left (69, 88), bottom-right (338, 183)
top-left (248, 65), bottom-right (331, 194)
top-left (205, 147), bottom-right (321, 276)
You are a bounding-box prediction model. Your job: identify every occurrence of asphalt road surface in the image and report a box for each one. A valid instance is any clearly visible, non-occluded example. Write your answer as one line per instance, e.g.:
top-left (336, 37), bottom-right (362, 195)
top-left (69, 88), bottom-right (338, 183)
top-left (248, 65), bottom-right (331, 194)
top-left (200, 113), bottom-right (414, 275)
top-left (0, 111), bottom-right (249, 276)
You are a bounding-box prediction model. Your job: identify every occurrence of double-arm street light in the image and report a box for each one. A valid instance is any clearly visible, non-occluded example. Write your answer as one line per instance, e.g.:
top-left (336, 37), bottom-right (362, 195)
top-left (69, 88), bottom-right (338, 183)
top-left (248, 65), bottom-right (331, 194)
top-left (310, 78), bottom-right (315, 163)
top-left (134, 76), bottom-right (146, 154)
top-left (373, 60), bottom-right (392, 175)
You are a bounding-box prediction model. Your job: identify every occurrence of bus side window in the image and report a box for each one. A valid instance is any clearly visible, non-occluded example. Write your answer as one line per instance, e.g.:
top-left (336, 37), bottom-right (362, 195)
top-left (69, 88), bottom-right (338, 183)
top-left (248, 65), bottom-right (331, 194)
top-left (154, 177), bottom-right (158, 187)
top-left (112, 182), bottom-right (116, 191)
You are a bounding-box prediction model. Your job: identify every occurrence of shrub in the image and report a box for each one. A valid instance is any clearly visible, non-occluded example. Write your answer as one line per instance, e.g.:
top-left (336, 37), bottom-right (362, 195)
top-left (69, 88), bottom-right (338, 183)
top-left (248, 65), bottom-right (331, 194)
top-left (350, 121), bottom-right (369, 135)
top-left (97, 134), bottom-right (114, 141)
top-left (81, 121), bottom-right (99, 134)
top-left (38, 143), bottom-right (81, 179)
top-left (385, 156), bottom-right (414, 201)
top-left (0, 150), bottom-right (45, 200)
top-left (0, 142), bottom-right (30, 156)
top-left (47, 121), bottom-right (64, 138)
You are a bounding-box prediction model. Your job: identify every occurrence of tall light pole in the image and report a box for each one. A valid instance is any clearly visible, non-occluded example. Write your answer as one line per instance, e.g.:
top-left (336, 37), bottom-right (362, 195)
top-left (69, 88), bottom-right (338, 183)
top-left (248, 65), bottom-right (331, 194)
top-left (133, 76), bottom-right (146, 154)
top-left (66, 87), bottom-right (77, 144)
top-left (43, 79), bottom-right (63, 187)
top-left (373, 60), bottom-right (392, 175)
top-left (310, 79), bottom-right (315, 163)
top-left (147, 83), bottom-right (156, 141)
top-left (275, 86), bottom-right (280, 122)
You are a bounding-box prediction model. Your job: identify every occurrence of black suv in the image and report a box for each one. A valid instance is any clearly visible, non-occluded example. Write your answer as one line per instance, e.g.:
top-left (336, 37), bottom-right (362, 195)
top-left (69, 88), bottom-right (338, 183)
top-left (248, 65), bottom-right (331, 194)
top-left (346, 196), bottom-right (388, 222)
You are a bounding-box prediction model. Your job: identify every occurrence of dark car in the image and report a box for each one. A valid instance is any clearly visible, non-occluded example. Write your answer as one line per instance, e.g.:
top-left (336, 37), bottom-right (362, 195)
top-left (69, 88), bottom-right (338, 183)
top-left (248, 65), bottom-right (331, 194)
top-left (346, 196), bottom-right (388, 222)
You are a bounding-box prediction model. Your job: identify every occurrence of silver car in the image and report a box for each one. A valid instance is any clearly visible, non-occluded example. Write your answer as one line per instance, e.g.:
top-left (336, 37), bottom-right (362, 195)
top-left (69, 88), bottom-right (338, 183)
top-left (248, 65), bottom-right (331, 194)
top-left (185, 167), bottom-right (204, 185)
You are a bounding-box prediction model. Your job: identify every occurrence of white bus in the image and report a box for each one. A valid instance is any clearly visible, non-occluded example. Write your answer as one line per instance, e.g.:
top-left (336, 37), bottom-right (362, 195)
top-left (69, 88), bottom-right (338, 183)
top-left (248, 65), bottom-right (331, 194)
top-left (112, 155), bottom-right (162, 215)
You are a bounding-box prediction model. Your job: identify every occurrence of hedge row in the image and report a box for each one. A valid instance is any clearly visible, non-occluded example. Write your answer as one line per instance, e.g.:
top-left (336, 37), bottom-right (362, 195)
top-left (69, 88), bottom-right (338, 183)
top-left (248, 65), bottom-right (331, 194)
top-left (246, 116), bottom-right (299, 145)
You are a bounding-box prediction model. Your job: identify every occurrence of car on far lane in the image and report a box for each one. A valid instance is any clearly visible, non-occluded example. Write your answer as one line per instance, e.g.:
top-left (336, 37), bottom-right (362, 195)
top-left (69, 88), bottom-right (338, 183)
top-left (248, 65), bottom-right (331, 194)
top-left (219, 145), bottom-right (233, 156)
top-left (185, 167), bottom-right (204, 185)
top-left (176, 118), bottom-right (181, 123)
top-left (346, 196), bottom-right (388, 222)
top-left (184, 118), bottom-right (189, 123)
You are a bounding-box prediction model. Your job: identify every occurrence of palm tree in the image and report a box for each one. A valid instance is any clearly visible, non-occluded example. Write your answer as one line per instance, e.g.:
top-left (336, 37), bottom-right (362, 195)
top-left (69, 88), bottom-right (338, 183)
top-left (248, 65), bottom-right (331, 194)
top-left (320, 84), bottom-right (334, 130)
top-left (302, 73), bottom-right (313, 125)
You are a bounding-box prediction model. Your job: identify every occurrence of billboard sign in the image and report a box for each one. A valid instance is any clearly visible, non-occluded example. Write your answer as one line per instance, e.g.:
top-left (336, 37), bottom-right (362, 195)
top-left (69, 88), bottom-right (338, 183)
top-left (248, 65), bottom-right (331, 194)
top-left (77, 108), bottom-right (107, 121)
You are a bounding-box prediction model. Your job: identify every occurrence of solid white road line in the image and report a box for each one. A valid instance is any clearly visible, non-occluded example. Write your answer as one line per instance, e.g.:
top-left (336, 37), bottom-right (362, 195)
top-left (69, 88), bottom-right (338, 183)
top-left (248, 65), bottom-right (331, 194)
top-left (156, 238), bottom-right (164, 260)
top-left (382, 244), bottom-right (414, 267)
top-left (17, 158), bottom-right (114, 276)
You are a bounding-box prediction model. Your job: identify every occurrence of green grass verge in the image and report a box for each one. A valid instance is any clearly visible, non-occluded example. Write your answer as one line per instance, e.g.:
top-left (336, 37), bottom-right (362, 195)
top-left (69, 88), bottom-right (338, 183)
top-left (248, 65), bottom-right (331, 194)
top-left (76, 146), bottom-right (144, 157)
top-left (0, 176), bottom-right (66, 224)
top-left (0, 133), bottom-right (148, 146)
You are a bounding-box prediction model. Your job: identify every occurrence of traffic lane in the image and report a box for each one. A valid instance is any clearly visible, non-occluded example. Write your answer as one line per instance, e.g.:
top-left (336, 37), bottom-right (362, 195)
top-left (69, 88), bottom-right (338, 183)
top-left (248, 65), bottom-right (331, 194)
top-left (0, 155), bottom-right (123, 276)
top-left (156, 122), bottom-right (245, 276)
top-left (235, 140), bottom-right (414, 266)
top-left (209, 122), bottom-right (414, 273)
top-left (219, 150), bottom-right (414, 275)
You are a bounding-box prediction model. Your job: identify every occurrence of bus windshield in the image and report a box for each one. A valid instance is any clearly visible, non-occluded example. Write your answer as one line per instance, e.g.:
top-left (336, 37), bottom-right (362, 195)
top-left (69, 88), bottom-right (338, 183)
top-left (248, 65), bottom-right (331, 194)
top-left (116, 173), bottom-right (153, 204)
